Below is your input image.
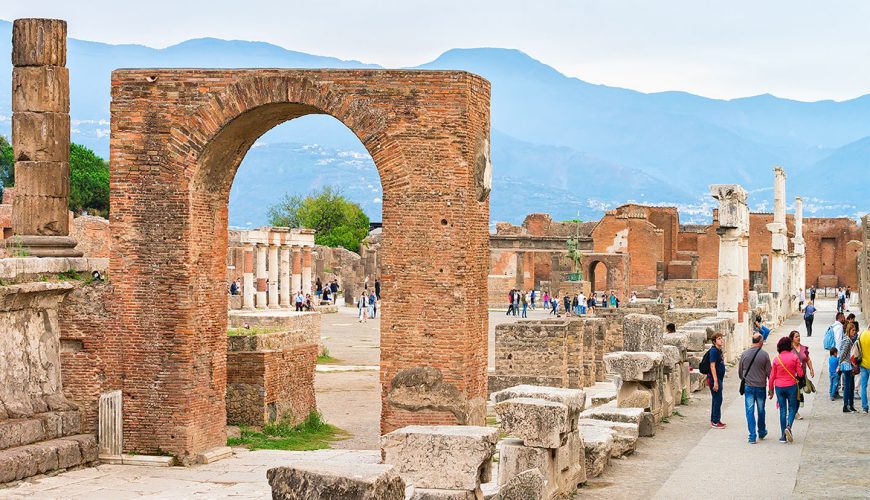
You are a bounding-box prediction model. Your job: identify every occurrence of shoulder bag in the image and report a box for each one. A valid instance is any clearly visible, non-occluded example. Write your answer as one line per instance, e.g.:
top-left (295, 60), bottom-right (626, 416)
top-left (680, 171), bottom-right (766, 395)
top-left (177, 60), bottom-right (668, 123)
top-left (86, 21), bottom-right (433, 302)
top-left (739, 347), bottom-right (762, 396)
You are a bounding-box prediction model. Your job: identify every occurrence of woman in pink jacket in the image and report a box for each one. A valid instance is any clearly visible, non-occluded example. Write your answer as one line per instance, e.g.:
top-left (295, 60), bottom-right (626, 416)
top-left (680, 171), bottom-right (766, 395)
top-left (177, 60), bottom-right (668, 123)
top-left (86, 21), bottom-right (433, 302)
top-left (769, 335), bottom-right (804, 443)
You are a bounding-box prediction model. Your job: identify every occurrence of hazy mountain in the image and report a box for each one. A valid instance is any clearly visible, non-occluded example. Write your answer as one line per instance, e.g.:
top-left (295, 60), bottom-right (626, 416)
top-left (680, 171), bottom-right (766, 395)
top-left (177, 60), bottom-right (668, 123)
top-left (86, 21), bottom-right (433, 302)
top-left (0, 19), bottom-right (866, 225)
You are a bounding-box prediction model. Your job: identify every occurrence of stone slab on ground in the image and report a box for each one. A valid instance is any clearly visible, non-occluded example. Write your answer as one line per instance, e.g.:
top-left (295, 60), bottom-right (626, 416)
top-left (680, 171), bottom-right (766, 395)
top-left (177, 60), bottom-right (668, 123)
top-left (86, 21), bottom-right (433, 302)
top-left (579, 406), bottom-right (656, 437)
top-left (267, 460), bottom-right (405, 500)
top-left (490, 385), bottom-right (585, 416)
top-left (603, 351), bottom-right (664, 382)
top-left (491, 468), bottom-right (546, 500)
top-left (579, 425), bottom-right (613, 478)
top-left (409, 487), bottom-right (481, 499)
top-left (381, 425), bottom-right (498, 491)
top-left (578, 418), bottom-right (638, 457)
top-left (494, 397), bottom-right (570, 448)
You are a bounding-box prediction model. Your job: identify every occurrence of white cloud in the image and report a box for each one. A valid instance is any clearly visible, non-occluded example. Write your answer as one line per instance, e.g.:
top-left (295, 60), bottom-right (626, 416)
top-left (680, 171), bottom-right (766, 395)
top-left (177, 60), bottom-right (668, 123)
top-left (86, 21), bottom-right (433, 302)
top-left (95, 128), bottom-right (110, 138)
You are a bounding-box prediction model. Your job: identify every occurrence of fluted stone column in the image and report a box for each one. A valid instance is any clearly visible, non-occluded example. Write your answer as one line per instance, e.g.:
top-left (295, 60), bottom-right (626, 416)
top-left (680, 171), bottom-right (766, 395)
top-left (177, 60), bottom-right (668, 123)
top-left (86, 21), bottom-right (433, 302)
top-left (242, 243), bottom-right (255, 310)
top-left (279, 244), bottom-right (291, 307)
top-left (793, 196), bottom-right (806, 293)
top-left (291, 245), bottom-right (302, 294)
top-left (10, 18), bottom-right (80, 256)
top-left (255, 243), bottom-right (267, 308)
top-left (766, 167), bottom-right (787, 323)
top-left (301, 246), bottom-right (313, 295)
top-left (712, 184), bottom-right (751, 356)
top-left (267, 241), bottom-right (280, 309)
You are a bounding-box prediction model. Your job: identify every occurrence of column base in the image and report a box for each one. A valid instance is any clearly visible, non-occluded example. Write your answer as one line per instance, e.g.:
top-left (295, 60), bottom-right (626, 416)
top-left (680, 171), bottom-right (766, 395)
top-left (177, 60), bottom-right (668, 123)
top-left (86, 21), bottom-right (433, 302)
top-left (4, 235), bottom-right (83, 257)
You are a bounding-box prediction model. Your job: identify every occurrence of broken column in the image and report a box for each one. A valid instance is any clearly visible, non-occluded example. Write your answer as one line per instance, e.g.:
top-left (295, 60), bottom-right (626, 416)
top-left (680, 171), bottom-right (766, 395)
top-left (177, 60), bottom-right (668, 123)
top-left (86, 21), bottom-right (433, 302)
top-left (10, 19), bottom-right (80, 257)
top-left (792, 196), bottom-right (806, 300)
top-left (766, 167), bottom-right (787, 324)
top-left (711, 184), bottom-right (749, 350)
top-left (381, 425), bottom-right (498, 498)
top-left (491, 385), bottom-right (586, 496)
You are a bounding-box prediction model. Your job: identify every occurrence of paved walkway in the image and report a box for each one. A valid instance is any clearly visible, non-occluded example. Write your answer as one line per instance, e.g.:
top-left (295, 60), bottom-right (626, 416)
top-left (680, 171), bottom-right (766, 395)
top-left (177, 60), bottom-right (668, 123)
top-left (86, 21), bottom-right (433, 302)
top-left (583, 298), bottom-right (867, 499)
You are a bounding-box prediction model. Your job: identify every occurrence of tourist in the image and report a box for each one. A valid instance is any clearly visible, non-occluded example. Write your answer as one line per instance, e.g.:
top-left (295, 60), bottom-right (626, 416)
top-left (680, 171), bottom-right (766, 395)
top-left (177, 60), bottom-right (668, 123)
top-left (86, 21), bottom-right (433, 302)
top-left (571, 294), bottom-right (579, 316)
top-left (837, 287), bottom-right (846, 314)
top-left (828, 347), bottom-right (840, 401)
top-left (550, 294), bottom-right (558, 315)
top-left (668, 296), bottom-right (674, 310)
top-left (847, 313), bottom-right (860, 333)
top-left (753, 307), bottom-right (770, 341)
top-left (656, 293), bottom-right (664, 304)
top-left (358, 291), bottom-right (368, 323)
top-left (229, 277), bottom-right (240, 295)
top-left (542, 290), bottom-right (550, 312)
top-left (315, 277), bottom-right (322, 301)
top-left (304, 294), bottom-right (314, 311)
top-left (838, 322), bottom-right (858, 412)
top-left (769, 336), bottom-right (803, 443)
top-left (666, 323), bottom-right (676, 334)
top-left (530, 289), bottom-right (536, 310)
top-left (295, 290), bottom-right (305, 312)
top-left (513, 289), bottom-right (520, 317)
top-left (629, 291), bottom-right (637, 304)
top-left (832, 312), bottom-right (846, 346)
top-left (707, 332), bottom-right (726, 429)
top-left (803, 300), bottom-right (816, 336)
top-left (609, 291), bottom-right (619, 308)
top-left (857, 325), bottom-right (870, 413)
top-left (798, 288), bottom-right (805, 312)
top-left (506, 289), bottom-right (515, 316)
top-left (586, 295), bottom-right (596, 315)
top-left (788, 330), bottom-right (814, 420)
top-left (739, 333), bottom-right (771, 443)
top-left (521, 290), bottom-right (528, 318)
top-left (578, 291), bottom-right (587, 315)
top-left (845, 286), bottom-right (852, 311)
top-left (809, 286), bottom-right (816, 303)
top-left (367, 290), bottom-right (376, 319)
top-left (375, 277), bottom-right (381, 300)
top-left (602, 292), bottom-right (609, 308)
top-left (321, 286), bottom-right (330, 304)
top-left (563, 294), bottom-right (572, 317)
top-left (330, 280), bottom-right (339, 304)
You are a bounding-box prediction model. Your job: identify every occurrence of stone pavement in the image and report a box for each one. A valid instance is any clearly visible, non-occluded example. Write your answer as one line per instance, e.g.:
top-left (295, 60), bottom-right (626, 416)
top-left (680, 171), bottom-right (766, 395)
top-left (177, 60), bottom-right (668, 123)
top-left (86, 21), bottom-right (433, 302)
top-left (0, 448), bottom-right (380, 499)
top-left (582, 298), bottom-right (866, 499)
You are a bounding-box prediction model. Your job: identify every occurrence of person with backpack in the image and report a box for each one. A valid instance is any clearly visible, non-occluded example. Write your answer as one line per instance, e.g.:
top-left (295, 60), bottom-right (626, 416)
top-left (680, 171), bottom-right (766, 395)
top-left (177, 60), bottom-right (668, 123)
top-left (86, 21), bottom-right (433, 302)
top-left (769, 336), bottom-right (804, 443)
top-left (739, 333), bottom-right (771, 443)
top-left (530, 289), bottom-right (536, 310)
top-left (829, 347), bottom-right (840, 401)
top-left (803, 300), bottom-right (816, 336)
top-left (857, 327), bottom-right (870, 413)
top-left (702, 333), bottom-right (727, 428)
top-left (824, 313), bottom-right (847, 398)
top-left (839, 322), bottom-right (859, 413)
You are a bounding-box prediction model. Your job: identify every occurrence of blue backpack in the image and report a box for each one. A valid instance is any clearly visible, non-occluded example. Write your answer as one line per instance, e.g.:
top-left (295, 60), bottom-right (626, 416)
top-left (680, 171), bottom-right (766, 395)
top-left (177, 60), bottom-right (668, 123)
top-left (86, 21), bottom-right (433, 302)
top-left (823, 325), bottom-right (836, 350)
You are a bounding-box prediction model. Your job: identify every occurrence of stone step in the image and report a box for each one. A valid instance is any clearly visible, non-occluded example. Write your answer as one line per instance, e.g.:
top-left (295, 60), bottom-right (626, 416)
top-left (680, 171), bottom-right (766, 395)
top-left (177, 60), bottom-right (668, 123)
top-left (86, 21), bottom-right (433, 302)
top-left (0, 411), bottom-right (81, 451)
top-left (0, 434), bottom-right (97, 484)
top-left (578, 418), bottom-right (639, 458)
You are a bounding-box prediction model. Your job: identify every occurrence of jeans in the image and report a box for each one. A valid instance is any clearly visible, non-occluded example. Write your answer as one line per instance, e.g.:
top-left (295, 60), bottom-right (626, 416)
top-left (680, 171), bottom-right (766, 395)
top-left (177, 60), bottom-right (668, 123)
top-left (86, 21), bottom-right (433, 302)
top-left (805, 317), bottom-right (813, 337)
top-left (521, 304), bottom-right (528, 318)
top-left (774, 384), bottom-right (799, 438)
top-left (550, 302), bottom-right (557, 315)
top-left (861, 367), bottom-right (870, 411)
top-left (506, 305), bottom-right (513, 316)
top-left (513, 302), bottom-right (519, 316)
top-left (830, 371), bottom-right (840, 399)
top-left (709, 380), bottom-right (723, 424)
top-left (744, 385), bottom-right (767, 441)
top-left (843, 371), bottom-right (855, 410)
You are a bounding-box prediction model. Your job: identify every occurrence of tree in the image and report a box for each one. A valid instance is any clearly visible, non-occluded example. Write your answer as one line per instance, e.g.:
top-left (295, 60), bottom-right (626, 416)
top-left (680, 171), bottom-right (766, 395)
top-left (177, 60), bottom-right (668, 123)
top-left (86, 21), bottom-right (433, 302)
top-left (0, 136), bottom-right (13, 191)
top-left (69, 143), bottom-right (109, 216)
top-left (267, 186), bottom-right (371, 252)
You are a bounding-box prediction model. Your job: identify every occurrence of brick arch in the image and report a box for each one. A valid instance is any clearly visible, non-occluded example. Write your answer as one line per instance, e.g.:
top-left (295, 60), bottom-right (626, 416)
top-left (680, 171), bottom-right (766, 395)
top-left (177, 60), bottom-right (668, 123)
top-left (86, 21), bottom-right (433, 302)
top-left (583, 253), bottom-right (630, 301)
top-left (108, 69), bottom-right (491, 461)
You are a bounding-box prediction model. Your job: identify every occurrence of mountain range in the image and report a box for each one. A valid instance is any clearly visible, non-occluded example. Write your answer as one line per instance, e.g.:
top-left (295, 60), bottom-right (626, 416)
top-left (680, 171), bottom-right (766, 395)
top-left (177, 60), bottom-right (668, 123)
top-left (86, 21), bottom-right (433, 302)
top-left (0, 19), bottom-right (866, 226)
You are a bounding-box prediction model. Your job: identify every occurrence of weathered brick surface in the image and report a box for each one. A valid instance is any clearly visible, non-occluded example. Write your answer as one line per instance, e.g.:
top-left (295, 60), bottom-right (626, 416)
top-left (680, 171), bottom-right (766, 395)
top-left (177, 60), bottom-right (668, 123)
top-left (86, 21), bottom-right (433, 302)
top-left (109, 69), bottom-right (490, 457)
top-left (70, 215), bottom-right (110, 258)
top-left (662, 279), bottom-right (718, 308)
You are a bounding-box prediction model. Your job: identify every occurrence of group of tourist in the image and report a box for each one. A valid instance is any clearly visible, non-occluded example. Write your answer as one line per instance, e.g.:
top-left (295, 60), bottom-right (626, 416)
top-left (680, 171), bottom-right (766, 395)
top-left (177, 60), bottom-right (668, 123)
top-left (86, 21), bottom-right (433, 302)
top-left (709, 305), bottom-right (868, 446)
top-left (227, 276), bottom-right (316, 311)
top-left (505, 289), bottom-right (627, 318)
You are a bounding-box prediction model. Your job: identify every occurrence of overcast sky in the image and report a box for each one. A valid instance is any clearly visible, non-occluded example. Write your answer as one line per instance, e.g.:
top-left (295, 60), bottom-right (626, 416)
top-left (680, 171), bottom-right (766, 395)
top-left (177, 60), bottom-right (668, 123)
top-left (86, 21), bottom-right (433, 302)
top-left (4, 0), bottom-right (870, 102)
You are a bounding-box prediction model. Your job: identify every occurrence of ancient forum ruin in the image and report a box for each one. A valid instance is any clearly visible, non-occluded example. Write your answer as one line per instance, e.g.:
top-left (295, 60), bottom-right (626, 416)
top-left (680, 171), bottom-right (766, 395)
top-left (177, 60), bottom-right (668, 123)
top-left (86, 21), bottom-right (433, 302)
top-left (0, 15), bottom-right (868, 500)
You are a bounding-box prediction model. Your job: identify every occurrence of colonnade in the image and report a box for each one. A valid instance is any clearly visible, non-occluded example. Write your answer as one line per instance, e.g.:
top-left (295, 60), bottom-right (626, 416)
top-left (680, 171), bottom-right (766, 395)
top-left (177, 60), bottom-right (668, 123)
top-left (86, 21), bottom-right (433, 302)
top-left (233, 228), bottom-right (315, 310)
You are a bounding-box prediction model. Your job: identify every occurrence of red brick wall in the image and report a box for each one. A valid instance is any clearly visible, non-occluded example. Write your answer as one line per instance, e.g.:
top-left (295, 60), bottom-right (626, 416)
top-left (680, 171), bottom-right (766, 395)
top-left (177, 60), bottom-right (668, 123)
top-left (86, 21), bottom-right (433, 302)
top-left (803, 218), bottom-right (862, 289)
top-left (109, 69), bottom-right (490, 458)
top-left (70, 215), bottom-right (110, 258)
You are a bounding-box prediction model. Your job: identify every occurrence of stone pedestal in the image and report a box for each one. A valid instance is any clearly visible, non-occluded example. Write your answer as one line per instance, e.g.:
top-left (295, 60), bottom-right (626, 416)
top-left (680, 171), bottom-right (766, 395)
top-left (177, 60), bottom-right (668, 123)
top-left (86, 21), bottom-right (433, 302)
top-left (9, 19), bottom-right (80, 257)
top-left (279, 246), bottom-right (291, 307)
top-left (242, 244), bottom-right (255, 310)
top-left (291, 245), bottom-right (302, 294)
top-left (255, 244), bottom-right (267, 308)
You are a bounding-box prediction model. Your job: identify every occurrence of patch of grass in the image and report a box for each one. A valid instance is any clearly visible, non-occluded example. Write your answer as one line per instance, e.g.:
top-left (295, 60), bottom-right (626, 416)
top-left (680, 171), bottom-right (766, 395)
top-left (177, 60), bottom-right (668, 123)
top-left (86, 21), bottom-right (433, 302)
top-left (228, 412), bottom-right (347, 451)
top-left (227, 326), bottom-right (286, 336)
top-left (661, 416), bottom-right (670, 424)
top-left (57, 270), bottom-right (84, 281)
top-left (680, 389), bottom-right (689, 406)
top-left (672, 410), bottom-right (685, 418)
top-left (316, 346), bottom-right (341, 364)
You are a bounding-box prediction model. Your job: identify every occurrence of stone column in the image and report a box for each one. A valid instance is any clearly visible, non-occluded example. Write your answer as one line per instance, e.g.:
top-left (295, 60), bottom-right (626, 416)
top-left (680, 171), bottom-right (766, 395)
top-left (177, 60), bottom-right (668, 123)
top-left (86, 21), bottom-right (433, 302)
top-left (242, 244), bottom-right (255, 310)
top-left (515, 250), bottom-right (525, 290)
top-left (301, 246), bottom-right (313, 295)
top-left (711, 185), bottom-right (748, 322)
top-left (10, 19), bottom-right (80, 257)
top-left (267, 239), bottom-right (280, 309)
top-left (255, 243), bottom-right (267, 308)
top-left (279, 244), bottom-right (291, 307)
top-left (793, 196), bottom-right (806, 293)
top-left (291, 245), bottom-right (302, 294)
top-left (766, 166), bottom-right (787, 323)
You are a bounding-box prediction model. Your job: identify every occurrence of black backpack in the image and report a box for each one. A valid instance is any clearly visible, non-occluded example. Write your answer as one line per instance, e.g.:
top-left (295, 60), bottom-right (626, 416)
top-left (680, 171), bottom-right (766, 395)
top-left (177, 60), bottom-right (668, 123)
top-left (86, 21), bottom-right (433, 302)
top-left (699, 348), bottom-right (712, 375)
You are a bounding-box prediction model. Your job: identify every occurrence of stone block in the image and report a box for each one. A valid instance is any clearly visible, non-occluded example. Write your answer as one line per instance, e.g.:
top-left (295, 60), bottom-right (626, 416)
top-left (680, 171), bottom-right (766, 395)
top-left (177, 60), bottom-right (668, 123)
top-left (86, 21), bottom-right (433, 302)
top-left (492, 468), bottom-right (546, 500)
top-left (578, 418), bottom-right (638, 457)
top-left (579, 406), bottom-right (656, 437)
top-left (491, 385), bottom-right (585, 417)
top-left (622, 313), bottom-right (664, 352)
top-left (381, 425), bottom-right (498, 491)
top-left (494, 397), bottom-right (570, 448)
top-left (55, 436), bottom-right (82, 468)
top-left (579, 426), bottom-right (613, 478)
top-left (603, 351), bottom-right (663, 382)
top-left (64, 434), bottom-right (98, 462)
top-left (662, 332), bottom-right (688, 353)
top-left (683, 329), bottom-right (708, 351)
top-left (686, 351), bottom-right (703, 369)
top-left (12, 66), bottom-right (70, 113)
top-left (690, 371), bottom-right (706, 392)
top-left (410, 488), bottom-right (480, 499)
top-left (553, 429), bottom-right (586, 491)
top-left (497, 439), bottom-right (551, 489)
top-left (29, 440), bottom-right (60, 474)
top-left (616, 381), bottom-right (653, 410)
top-left (0, 417), bottom-right (45, 450)
top-left (662, 345), bottom-right (681, 372)
top-left (11, 111), bottom-right (70, 162)
top-left (12, 19), bottom-right (67, 67)
top-left (590, 390), bottom-right (616, 407)
top-left (266, 461), bottom-right (405, 500)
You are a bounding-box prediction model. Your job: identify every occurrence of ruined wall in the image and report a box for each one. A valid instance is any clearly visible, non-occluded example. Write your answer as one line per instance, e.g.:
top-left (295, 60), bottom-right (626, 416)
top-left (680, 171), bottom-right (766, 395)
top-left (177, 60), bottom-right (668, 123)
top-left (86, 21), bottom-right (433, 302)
top-left (226, 333), bottom-right (317, 427)
top-left (592, 212), bottom-right (663, 290)
top-left (313, 244), bottom-right (364, 304)
top-left (0, 188), bottom-right (13, 240)
top-left (662, 279), bottom-right (718, 309)
top-left (803, 217), bottom-right (861, 289)
top-left (70, 215), bottom-right (110, 259)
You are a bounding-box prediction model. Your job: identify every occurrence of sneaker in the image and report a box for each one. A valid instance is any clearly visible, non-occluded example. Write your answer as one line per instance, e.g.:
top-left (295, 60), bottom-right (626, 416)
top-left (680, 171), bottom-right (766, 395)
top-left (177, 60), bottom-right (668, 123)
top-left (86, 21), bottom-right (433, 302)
top-left (864, 408), bottom-right (869, 414)
top-left (748, 438), bottom-right (757, 444)
top-left (796, 412), bottom-right (803, 420)
top-left (779, 437), bottom-right (787, 443)
top-left (711, 422), bottom-right (726, 429)
top-left (785, 426), bottom-right (793, 443)
top-left (759, 431), bottom-right (768, 440)
top-left (831, 396), bottom-right (835, 401)
top-left (844, 407), bottom-right (852, 413)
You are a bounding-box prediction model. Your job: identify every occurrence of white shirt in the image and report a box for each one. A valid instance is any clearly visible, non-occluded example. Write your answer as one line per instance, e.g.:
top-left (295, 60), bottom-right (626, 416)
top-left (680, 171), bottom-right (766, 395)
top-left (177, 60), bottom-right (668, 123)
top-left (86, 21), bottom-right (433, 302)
top-left (833, 321), bottom-right (845, 345)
